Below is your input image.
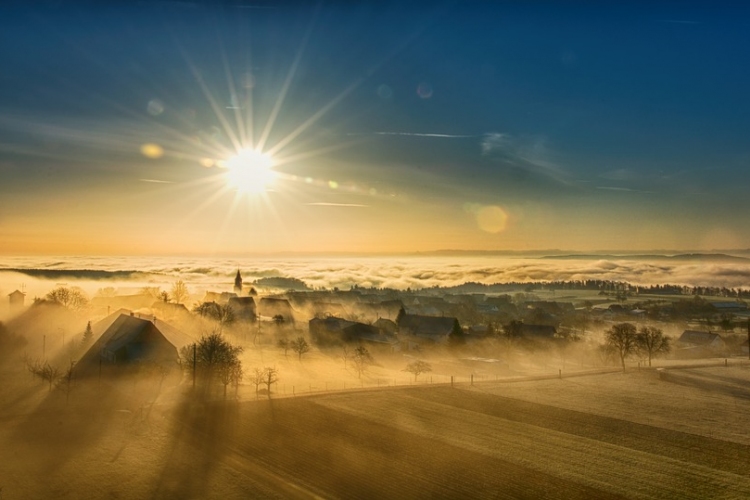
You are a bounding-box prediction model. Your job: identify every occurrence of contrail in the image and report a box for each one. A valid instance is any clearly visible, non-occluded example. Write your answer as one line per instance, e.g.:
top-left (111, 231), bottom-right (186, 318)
top-left (348, 132), bottom-right (475, 139)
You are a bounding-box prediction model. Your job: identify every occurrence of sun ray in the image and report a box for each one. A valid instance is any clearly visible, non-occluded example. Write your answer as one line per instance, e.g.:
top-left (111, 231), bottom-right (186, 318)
top-left (256, 5), bottom-right (319, 152)
top-left (217, 32), bottom-right (248, 149)
top-left (178, 45), bottom-right (244, 154)
top-left (266, 77), bottom-right (364, 158)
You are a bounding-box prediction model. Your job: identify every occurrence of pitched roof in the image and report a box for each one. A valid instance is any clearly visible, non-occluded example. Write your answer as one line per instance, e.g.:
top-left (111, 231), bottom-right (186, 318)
top-left (678, 330), bottom-right (722, 346)
top-left (228, 296), bottom-right (256, 307)
top-left (398, 313), bottom-right (459, 340)
top-left (79, 313), bottom-right (195, 368)
top-left (521, 324), bottom-right (557, 338)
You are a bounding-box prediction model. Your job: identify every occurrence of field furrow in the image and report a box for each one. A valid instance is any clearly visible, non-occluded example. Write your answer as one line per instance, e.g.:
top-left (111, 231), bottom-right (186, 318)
top-left (406, 386), bottom-right (750, 477)
top-left (197, 398), bottom-right (624, 500)
top-left (314, 389), bottom-right (750, 499)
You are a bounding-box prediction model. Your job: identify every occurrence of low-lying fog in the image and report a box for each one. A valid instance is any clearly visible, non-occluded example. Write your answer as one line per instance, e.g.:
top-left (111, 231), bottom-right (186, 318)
top-left (3, 253), bottom-right (750, 301)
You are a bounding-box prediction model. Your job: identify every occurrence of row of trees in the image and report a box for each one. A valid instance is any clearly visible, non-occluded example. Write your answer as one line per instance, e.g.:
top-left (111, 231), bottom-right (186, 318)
top-left (604, 323), bottom-right (671, 369)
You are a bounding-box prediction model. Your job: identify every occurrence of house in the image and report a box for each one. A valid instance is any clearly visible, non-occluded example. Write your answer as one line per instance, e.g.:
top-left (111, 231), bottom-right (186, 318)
top-left (203, 291), bottom-right (238, 304)
top-left (711, 301), bottom-right (748, 312)
top-left (373, 318), bottom-right (398, 335)
top-left (259, 297), bottom-right (295, 323)
top-left (227, 296), bottom-right (257, 321)
top-left (309, 316), bottom-right (355, 344)
top-left (677, 330), bottom-right (726, 349)
top-left (520, 324), bottom-right (557, 339)
top-left (397, 311), bottom-right (463, 345)
top-left (77, 313), bottom-right (193, 374)
top-left (342, 322), bottom-right (398, 349)
top-left (8, 290), bottom-right (25, 310)
top-left (311, 301), bottom-right (349, 319)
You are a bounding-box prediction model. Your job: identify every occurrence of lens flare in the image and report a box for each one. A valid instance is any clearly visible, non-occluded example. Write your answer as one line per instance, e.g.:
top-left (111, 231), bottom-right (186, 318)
top-left (140, 143), bottom-right (164, 159)
top-left (224, 149), bottom-right (275, 194)
top-left (476, 205), bottom-right (508, 233)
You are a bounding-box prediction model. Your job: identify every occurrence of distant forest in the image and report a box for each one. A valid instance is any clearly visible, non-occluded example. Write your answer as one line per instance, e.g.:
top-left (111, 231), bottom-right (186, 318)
top-left (350, 280), bottom-right (750, 299)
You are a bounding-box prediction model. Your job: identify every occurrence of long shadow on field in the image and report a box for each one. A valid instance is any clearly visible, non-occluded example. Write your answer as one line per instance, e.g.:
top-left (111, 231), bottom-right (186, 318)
top-left (8, 378), bottom-right (142, 478)
top-left (151, 390), bottom-right (240, 499)
top-left (215, 396), bottom-right (626, 500)
top-left (661, 370), bottom-right (750, 400)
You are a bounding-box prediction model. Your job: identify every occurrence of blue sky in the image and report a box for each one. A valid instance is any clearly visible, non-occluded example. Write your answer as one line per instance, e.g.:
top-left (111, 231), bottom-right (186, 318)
top-left (1, 1), bottom-right (749, 254)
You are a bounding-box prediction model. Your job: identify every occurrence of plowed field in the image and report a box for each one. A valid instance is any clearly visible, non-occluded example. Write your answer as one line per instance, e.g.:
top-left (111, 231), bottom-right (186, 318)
top-left (3, 366), bottom-right (750, 499)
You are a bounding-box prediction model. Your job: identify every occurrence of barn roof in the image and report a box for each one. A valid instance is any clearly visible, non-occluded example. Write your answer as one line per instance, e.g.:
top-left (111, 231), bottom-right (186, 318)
top-left (678, 330), bottom-right (722, 345)
top-left (398, 313), bottom-right (459, 340)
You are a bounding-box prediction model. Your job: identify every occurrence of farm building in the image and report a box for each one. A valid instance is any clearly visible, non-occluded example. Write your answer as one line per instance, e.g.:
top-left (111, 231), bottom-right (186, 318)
top-left (373, 318), bottom-right (398, 335)
top-left (309, 316), bottom-right (354, 344)
top-left (203, 291), bottom-right (238, 304)
top-left (77, 313), bottom-right (193, 373)
top-left (676, 330), bottom-right (727, 357)
top-left (342, 322), bottom-right (398, 349)
top-left (259, 297), bottom-right (295, 322)
top-left (710, 301), bottom-right (748, 312)
top-left (396, 311), bottom-right (463, 346)
top-left (227, 296), bottom-right (257, 321)
top-left (7, 290), bottom-right (25, 311)
top-left (520, 324), bottom-right (557, 339)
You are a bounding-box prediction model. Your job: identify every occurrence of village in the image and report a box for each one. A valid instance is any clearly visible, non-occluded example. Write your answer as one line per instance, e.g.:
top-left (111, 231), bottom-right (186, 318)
top-left (3, 270), bottom-right (750, 499)
top-left (3, 268), bottom-right (750, 397)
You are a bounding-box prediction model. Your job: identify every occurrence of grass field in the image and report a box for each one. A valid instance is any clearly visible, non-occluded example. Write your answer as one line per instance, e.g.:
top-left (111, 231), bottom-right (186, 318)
top-left (2, 362), bottom-right (750, 499)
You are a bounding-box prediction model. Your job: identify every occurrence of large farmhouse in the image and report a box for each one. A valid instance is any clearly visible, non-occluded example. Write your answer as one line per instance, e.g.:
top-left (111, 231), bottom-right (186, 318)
top-left (78, 313), bottom-right (193, 374)
top-left (676, 330), bottom-right (726, 357)
top-left (396, 310), bottom-right (463, 347)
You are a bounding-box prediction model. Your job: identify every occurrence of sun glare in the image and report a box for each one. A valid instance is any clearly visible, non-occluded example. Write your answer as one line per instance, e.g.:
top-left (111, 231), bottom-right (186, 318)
top-left (224, 149), bottom-right (275, 194)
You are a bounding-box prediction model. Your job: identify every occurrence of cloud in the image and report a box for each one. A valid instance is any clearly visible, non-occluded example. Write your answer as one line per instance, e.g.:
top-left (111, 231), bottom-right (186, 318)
top-left (596, 186), bottom-right (655, 194)
top-left (305, 202), bottom-right (369, 207)
top-left (5, 255), bottom-right (750, 298)
top-left (139, 179), bottom-right (175, 184)
top-left (481, 132), bottom-right (572, 187)
top-left (348, 132), bottom-right (474, 139)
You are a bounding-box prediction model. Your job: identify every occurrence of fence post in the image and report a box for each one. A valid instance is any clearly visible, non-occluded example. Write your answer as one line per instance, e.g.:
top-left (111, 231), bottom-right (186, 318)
top-left (451, 376), bottom-right (454, 388)
top-left (471, 374), bottom-right (474, 386)
top-left (559, 369), bottom-right (562, 379)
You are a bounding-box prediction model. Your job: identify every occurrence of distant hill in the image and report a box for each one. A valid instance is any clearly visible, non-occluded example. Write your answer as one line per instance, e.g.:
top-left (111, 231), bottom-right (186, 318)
top-left (252, 276), bottom-right (310, 291)
top-left (0, 268), bottom-right (148, 280)
top-left (540, 253), bottom-right (750, 262)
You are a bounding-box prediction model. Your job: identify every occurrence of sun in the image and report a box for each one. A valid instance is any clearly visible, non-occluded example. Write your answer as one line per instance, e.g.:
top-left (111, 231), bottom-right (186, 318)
top-left (223, 149), bottom-right (276, 194)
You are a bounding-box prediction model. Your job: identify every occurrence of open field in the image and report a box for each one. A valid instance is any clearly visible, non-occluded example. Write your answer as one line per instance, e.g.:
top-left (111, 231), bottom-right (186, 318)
top-left (2, 362), bottom-right (750, 499)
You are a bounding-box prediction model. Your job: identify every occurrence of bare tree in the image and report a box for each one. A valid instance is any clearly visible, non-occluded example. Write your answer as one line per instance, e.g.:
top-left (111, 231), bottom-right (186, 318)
top-left (193, 302), bottom-right (235, 333)
top-left (170, 280), bottom-right (189, 305)
top-left (249, 368), bottom-right (266, 397)
top-left (217, 359), bottom-right (242, 399)
top-left (340, 345), bottom-right (350, 368)
top-left (277, 338), bottom-right (290, 359)
top-left (636, 326), bottom-right (671, 367)
top-left (45, 286), bottom-right (88, 311)
top-left (40, 363), bottom-right (61, 392)
top-left (290, 337), bottom-right (310, 361)
top-left (57, 361), bottom-right (76, 403)
top-left (352, 346), bottom-right (373, 379)
top-left (264, 367), bottom-right (279, 394)
top-left (404, 360), bottom-right (432, 381)
top-left (604, 322), bottom-right (638, 370)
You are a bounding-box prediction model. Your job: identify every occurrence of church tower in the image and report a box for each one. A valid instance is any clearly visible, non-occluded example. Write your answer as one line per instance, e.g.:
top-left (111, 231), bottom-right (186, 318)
top-left (234, 269), bottom-right (243, 294)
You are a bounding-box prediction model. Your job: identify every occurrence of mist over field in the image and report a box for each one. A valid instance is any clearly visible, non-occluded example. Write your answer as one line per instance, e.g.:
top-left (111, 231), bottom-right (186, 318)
top-left (4, 253), bottom-right (750, 301)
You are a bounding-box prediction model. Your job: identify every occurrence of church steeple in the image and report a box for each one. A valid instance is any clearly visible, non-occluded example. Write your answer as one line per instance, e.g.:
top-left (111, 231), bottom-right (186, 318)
top-left (234, 269), bottom-right (243, 294)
